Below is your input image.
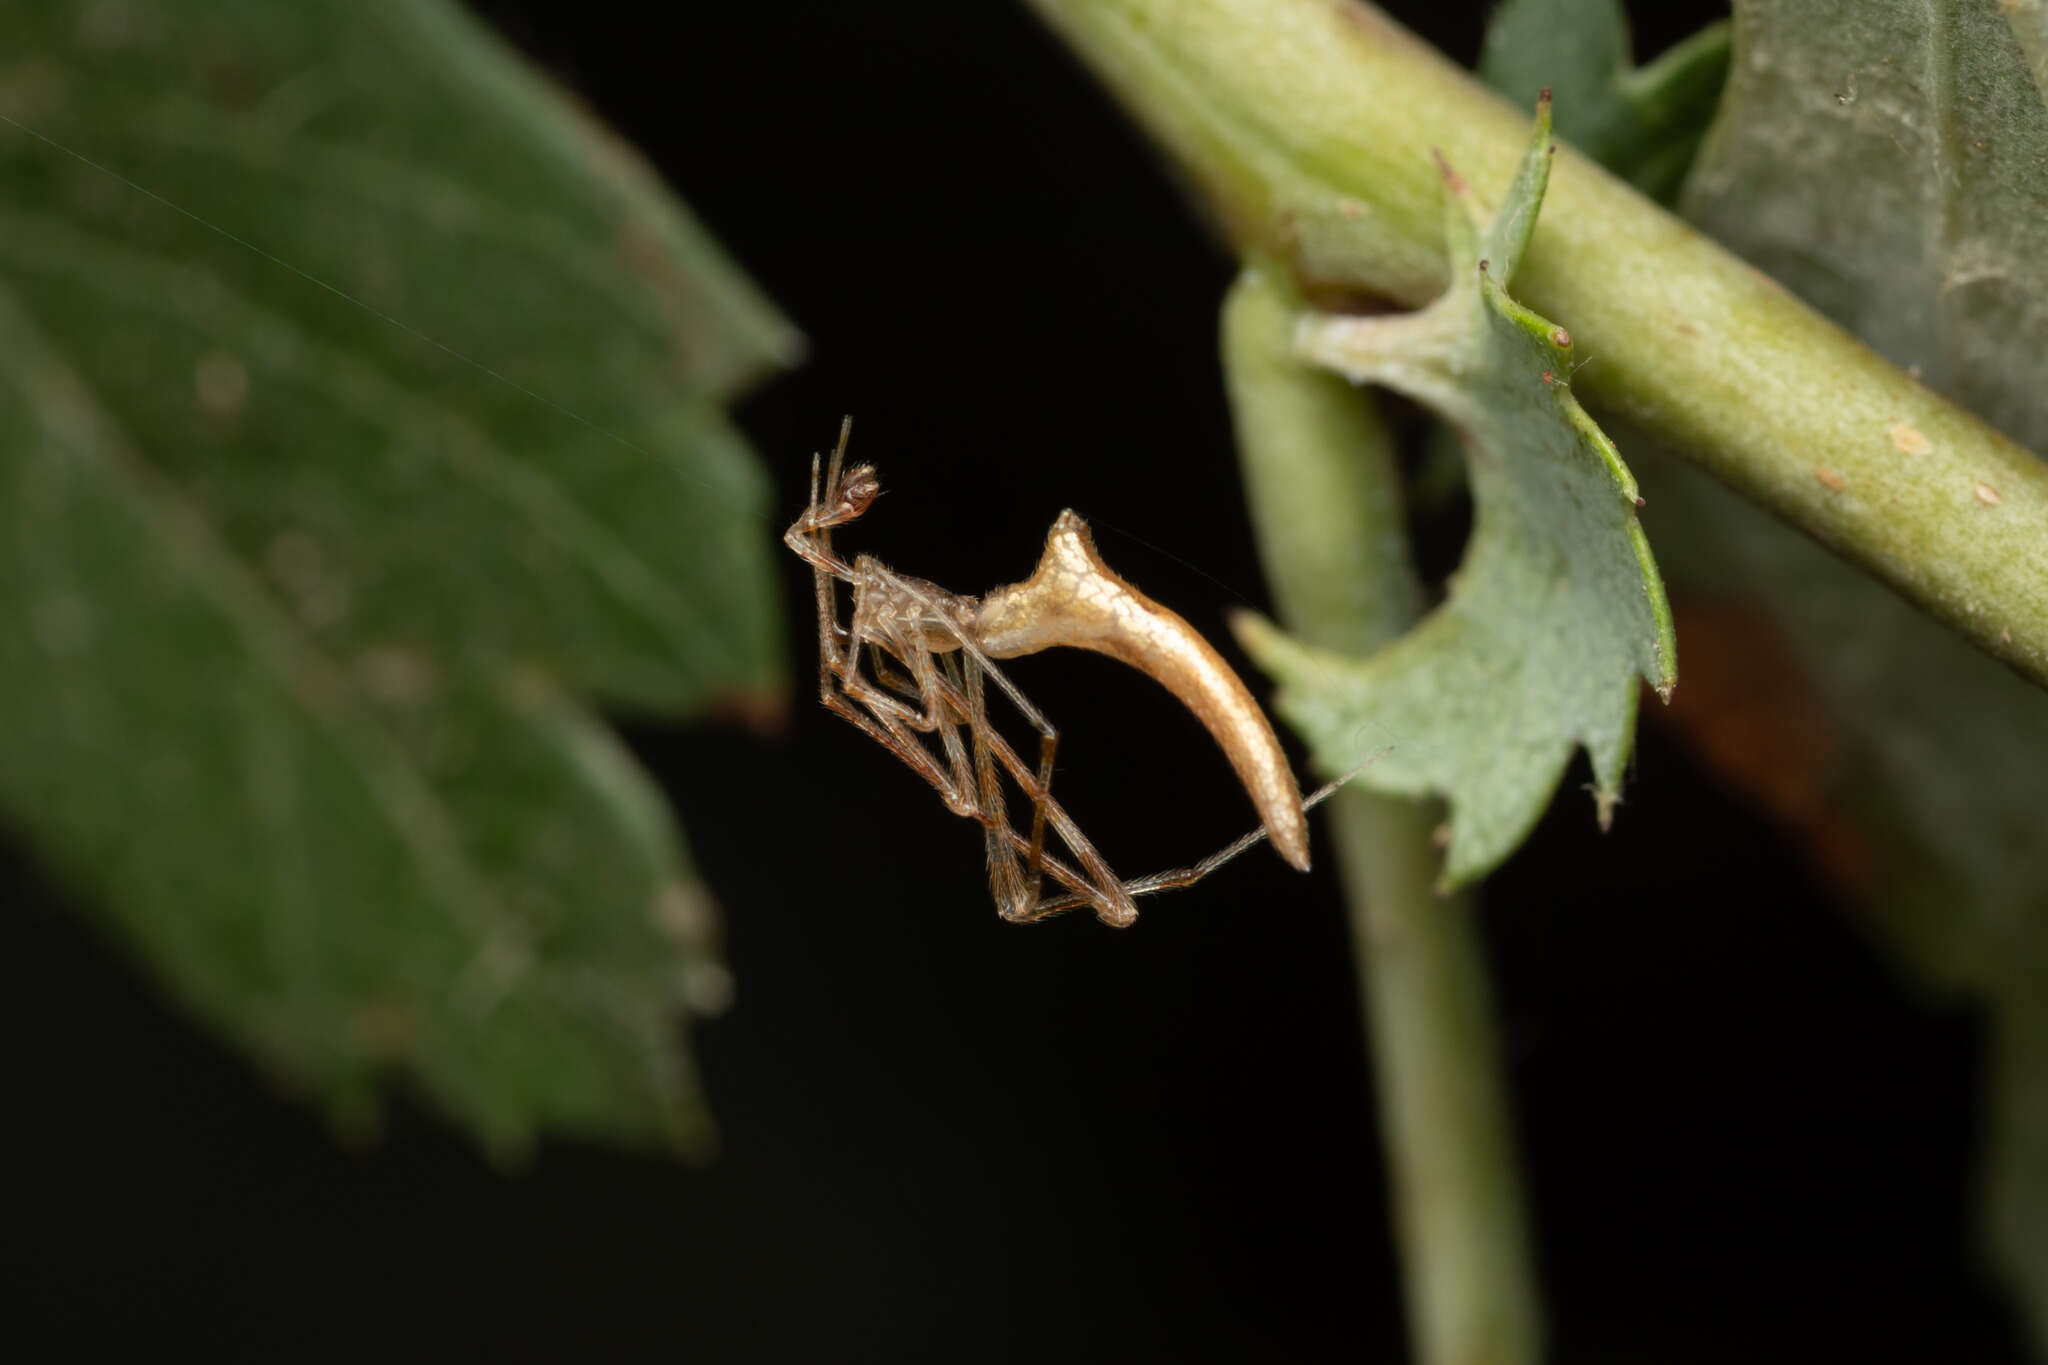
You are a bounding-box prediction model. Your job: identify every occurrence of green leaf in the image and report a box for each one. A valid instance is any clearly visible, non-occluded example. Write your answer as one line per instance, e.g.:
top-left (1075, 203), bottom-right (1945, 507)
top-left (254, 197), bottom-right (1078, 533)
top-left (1235, 100), bottom-right (1677, 889)
top-left (2009, 0), bottom-right (2048, 95)
top-left (1684, 0), bottom-right (2048, 454)
top-left (1670, 0), bottom-right (2048, 1341)
top-left (1641, 447), bottom-right (2048, 1348)
top-left (0, 0), bottom-right (793, 1154)
top-left (1479, 0), bottom-right (1732, 203)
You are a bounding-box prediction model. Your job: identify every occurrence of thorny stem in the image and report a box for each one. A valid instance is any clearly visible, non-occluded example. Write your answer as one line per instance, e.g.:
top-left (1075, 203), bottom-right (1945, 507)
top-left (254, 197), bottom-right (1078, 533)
top-left (1223, 267), bottom-right (1540, 1365)
top-left (1024, 0), bottom-right (2048, 691)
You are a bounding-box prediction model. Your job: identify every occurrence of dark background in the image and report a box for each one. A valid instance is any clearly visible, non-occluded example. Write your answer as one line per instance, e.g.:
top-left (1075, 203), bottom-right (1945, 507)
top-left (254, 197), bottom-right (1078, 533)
top-left (3, 1), bottom-right (2028, 1360)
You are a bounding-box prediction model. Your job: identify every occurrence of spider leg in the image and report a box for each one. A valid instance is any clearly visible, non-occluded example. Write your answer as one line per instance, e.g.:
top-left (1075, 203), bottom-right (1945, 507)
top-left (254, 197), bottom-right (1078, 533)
top-left (812, 566), bottom-right (848, 705)
top-left (868, 647), bottom-right (924, 703)
top-left (784, 448), bottom-right (864, 686)
top-left (890, 617), bottom-right (978, 816)
top-left (820, 689), bottom-right (957, 804)
top-left (879, 577), bottom-right (1137, 926)
top-left (787, 489), bottom-right (858, 712)
top-left (823, 664), bottom-right (1109, 916)
top-left (962, 654), bottom-right (1033, 918)
top-left (835, 571), bottom-right (949, 727)
top-left (824, 414), bottom-right (851, 498)
top-left (826, 571), bottom-right (981, 815)
top-left (796, 531), bottom-right (979, 818)
top-left (918, 655), bottom-right (1135, 927)
top-left (1027, 765), bottom-right (1369, 916)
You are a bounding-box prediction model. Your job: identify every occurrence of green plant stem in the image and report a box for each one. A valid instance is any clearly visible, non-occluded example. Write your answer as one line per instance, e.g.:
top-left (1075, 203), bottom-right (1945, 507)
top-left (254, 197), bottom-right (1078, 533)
top-left (1026, 0), bottom-right (2048, 690)
top-left (1336, 793), bottom-right (1538, 1365)
top-left (1224, 267), bottom-right (1540, 1365)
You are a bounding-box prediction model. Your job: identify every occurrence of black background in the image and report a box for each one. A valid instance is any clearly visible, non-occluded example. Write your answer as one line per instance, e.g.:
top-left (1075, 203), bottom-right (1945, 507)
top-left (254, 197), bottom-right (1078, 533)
top-left (2, 1), bottom-right (2030, 1360)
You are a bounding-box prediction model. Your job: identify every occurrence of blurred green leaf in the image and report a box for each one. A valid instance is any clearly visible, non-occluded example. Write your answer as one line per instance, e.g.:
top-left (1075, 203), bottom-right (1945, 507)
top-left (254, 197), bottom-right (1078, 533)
top-left (1684, 0), bottom-right (2048, 452)
top-left (1593, 0), bottom-right (2048, 1339)
top-left (2009, 0), bottom-right (2048, 94)
top-left (0, 0), bottom-right (796, 1154)
top-left (1638, 445), bottom-right (2048, 1355)
top-left (1479, 0), bottom-right (1731, 202)
top-left (1236, 101), bottom-right (1676, 889)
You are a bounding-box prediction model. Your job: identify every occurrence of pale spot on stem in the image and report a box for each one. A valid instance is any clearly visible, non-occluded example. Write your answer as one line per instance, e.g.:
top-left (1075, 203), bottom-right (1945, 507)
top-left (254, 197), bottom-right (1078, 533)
top-left (1888, 421), bottom-right (1931, 456)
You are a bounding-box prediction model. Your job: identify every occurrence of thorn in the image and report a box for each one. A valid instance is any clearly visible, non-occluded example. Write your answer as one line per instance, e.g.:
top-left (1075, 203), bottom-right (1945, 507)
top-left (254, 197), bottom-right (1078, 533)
top-left (1633, 495), bottom-right (1646, 508)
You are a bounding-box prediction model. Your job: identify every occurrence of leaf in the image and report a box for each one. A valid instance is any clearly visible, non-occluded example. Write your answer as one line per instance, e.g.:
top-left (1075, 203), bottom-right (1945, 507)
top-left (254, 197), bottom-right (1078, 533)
top-left (1648, 0), bottom-right (2048, 1340)
top-left (1478, 0), bottom-right (1732, 203)
top-left (0, 0), bottom-right (794, 1154)
top-left (1640, 447), bottom-right (2048, 1350)
top-left (1683, 0), bottom-right (2048, 453)
top-left (1235, 99), bottom-right (1677, 889)
top-left (2009, 0), bottom-right (2048, 96)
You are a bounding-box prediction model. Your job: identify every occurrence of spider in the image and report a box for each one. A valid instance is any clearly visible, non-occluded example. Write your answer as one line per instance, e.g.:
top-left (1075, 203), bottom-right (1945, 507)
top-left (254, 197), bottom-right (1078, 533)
top-left (783, 418), bottom-right (1347, 928)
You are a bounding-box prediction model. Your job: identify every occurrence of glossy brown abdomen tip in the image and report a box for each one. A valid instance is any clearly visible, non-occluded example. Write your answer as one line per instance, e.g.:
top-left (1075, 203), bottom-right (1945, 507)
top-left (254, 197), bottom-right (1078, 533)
top-left (1251, 764), bottom-right (1310, 873)
top-left (1275, 815), bottom-right (1310, 873)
